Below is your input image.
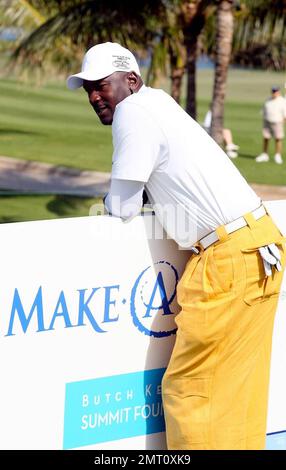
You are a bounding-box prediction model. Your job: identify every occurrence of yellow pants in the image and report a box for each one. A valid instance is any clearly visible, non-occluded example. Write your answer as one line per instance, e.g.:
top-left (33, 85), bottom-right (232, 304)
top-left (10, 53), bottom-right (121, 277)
top-left (162, 211), bottom-right (285, 450)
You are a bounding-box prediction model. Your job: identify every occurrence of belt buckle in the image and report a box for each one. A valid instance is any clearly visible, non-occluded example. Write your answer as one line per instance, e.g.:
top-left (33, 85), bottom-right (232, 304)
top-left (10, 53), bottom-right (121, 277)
top-left (190, 245), bottom-right (201, 255)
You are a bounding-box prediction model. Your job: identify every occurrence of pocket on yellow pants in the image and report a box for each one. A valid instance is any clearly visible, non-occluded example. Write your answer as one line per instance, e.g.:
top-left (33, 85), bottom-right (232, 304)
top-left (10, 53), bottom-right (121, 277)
top-left (162, 376), bottom-right (210, 444)
top-left (163, 376), bottom-right (209, 398)
top-left (206, 243), bottom-right (234, 295)
top-left (241, 244), bottom-right (285, 306)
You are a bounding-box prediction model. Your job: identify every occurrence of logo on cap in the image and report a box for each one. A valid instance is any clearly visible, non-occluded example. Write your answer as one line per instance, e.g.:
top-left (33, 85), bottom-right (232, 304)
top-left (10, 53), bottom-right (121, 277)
top-left (112, 55), bottom-right (131, 70)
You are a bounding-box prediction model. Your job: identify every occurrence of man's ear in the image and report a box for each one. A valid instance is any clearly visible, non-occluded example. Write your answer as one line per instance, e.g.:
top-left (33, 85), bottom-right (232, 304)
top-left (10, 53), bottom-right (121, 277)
top-left (127, 72), bottom-right (139, 92)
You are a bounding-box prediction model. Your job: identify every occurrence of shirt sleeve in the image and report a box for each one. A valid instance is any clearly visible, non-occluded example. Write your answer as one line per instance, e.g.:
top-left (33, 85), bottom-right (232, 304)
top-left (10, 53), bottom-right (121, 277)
top-left (104, 179), bottom-right (145, 221)
top-left (111, 102), bottom-right (167, 182)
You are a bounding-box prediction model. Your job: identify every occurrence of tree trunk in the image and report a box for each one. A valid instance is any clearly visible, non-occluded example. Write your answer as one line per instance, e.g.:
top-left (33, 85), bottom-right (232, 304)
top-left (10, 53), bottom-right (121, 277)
top-left (169, 48), bottom-right (185, 105)
top-left (185, 39), bottom-right (197, 119)
top-left (170, 68), bottom-right (184, 104)
top-left (182, 0), bottom-right (208, 120)
top-left (210, 0), bottom-right (234, 145)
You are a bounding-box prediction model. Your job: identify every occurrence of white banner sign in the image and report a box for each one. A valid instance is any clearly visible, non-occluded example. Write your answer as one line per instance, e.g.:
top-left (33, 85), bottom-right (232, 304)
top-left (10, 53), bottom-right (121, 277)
top-left (0, 203), bottom-right (285, 449)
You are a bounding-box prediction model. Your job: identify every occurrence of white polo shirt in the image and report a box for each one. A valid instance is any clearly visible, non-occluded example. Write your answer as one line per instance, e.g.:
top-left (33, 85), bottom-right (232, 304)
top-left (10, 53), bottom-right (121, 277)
top-left (263, 96), bottom-right (286, 123)
top-left (109, 85), bottom-right (260, 248)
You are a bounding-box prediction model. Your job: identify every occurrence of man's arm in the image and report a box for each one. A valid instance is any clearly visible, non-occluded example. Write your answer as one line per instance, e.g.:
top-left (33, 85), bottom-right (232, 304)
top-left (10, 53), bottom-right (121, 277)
top-left (104, 179), bottom-right (145, 220)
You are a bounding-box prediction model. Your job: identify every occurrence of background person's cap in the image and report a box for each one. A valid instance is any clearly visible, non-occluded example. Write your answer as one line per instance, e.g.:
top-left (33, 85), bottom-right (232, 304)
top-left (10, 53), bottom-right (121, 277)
top-left (271, 85), bottom-right (280, 93)
top-left (67, 42), bottom-right (141, 90)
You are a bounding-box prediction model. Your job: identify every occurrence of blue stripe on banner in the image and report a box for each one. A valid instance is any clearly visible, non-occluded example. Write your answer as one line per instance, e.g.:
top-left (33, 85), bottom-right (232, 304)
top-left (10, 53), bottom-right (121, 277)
top-left (266, 430), bottom-right (286, 450)
top-left (63, 368), bottom-right (166, 449)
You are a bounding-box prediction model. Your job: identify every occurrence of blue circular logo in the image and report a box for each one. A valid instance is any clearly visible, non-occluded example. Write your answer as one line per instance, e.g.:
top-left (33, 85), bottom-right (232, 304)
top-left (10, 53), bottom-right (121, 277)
top-left (130, 261), bottom-right (179, 337)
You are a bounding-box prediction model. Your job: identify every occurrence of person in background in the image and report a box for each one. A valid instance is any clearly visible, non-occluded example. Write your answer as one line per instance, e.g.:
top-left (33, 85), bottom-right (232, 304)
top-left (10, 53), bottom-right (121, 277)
top-left (203, 109), bottom-right (239, 159)
top-left (256, 86), bottom-right (286, 164)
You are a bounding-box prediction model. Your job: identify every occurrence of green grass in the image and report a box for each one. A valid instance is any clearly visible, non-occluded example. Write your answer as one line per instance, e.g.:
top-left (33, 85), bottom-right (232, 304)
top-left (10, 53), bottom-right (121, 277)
top-left (1, 69), bottom-right (286, 180)
top-left (0, 68), bottom-right (286, 222)
top-left (0, 194), bottom-right (101, 224)
top-left (195, 69), bottom-right (286, 186)
top-left (0, 78), bottom-right (113, 171)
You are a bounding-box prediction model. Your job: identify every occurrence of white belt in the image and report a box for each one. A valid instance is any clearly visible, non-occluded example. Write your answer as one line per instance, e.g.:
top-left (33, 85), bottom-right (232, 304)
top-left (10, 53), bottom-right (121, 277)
top-left (194, 205), bottom-right (282, 277)
top-left (199, 205), bottom-right (267, 250)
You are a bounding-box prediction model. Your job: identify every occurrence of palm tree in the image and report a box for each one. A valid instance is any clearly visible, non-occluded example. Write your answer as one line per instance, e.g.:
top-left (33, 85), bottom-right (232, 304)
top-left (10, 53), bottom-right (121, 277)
top-left (147, 0), bottom-right (211, 117)
top-left (182, 0), bottom-right (211, 119)
top-left (210, 0), bottom-right (234, 144)
top-left (4, 1), bottom-right (163, 76)
top-left (232, 0), bottom-right (286, 70)
top-left (145, 1), bottom-right (187, 104)
top-left (5, 0), bottom-right (214, 118)
top-left (4, 0), bottom-right (234, 139)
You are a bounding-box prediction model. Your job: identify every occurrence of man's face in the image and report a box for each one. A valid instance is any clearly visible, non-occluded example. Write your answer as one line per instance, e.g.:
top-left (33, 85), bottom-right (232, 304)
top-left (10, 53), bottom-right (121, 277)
top-left (83, 72), bottom-right (131, 125)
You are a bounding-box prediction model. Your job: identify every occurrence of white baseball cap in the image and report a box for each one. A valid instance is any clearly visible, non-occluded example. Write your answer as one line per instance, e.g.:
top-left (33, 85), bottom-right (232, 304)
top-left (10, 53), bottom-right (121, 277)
top-left (67, 42), bottom-right (141, 90)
